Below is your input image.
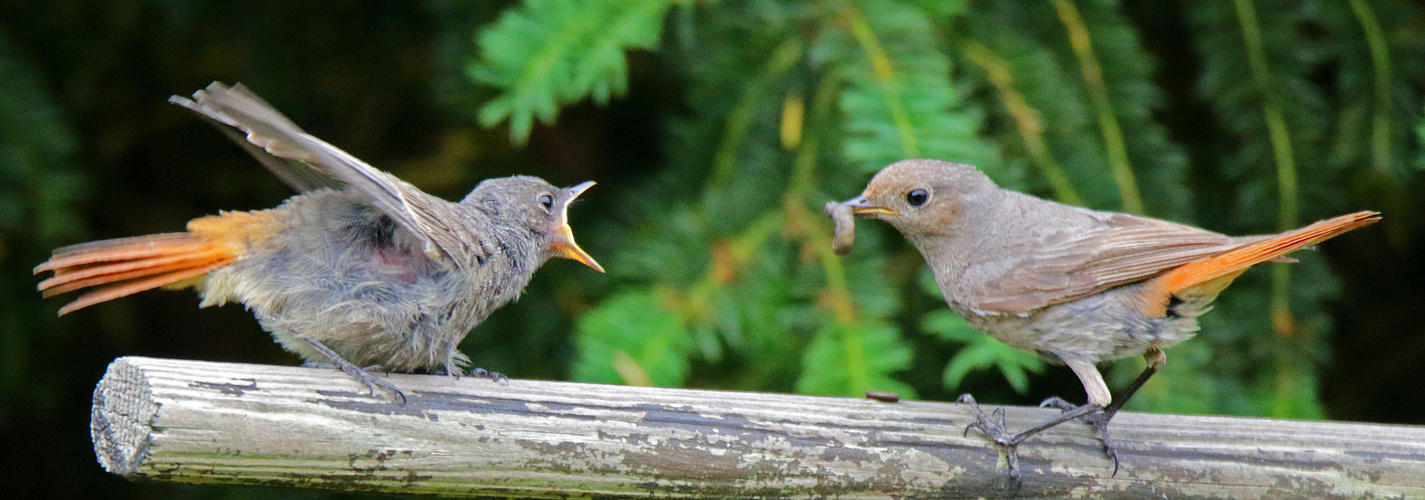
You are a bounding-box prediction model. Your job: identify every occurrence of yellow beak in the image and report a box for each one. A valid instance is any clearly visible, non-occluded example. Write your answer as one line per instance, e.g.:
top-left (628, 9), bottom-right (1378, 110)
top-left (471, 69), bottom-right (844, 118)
top-left (845, 195), bottom-right (899, 216)
top-left (550, 181), bottom-right (604, 273)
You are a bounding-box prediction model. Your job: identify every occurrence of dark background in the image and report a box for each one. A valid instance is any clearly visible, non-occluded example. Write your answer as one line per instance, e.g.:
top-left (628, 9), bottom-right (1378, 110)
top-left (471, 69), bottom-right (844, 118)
top-left (1, 1), bottom-right (1422, 498)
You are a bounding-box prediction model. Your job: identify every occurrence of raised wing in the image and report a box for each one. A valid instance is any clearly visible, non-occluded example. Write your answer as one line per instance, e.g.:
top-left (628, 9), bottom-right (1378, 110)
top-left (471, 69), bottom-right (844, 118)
top-left (171, 82), bottom-right (482, 268)
top-left (955, 213), bottom-right (1263, 314)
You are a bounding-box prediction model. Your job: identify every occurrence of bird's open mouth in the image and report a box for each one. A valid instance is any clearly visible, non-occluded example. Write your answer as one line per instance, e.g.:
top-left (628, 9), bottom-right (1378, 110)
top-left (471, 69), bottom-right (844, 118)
top-left (550, 181), bottom-right (604, 273)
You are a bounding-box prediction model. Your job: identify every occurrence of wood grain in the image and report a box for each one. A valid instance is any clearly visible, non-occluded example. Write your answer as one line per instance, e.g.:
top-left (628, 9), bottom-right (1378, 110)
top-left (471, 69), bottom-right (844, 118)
top-left (91, 356), bottom-right (1425, 498)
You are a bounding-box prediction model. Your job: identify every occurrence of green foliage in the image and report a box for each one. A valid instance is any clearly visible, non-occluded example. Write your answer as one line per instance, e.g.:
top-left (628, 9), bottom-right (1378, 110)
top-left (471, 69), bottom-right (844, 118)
top-left (573, 290), bottom-right (691, 386)
top-left (824, 0), bottom-right (997, 175)
top-left (5, 5), bottom-right (1425, 495)
top-left (469, 0), bottom-right (1423, 418)
top-left (0, 35), bottom-right (85, 244)
top-left (797, 321), bottom-right (915, 397)
top-left (924, 310), bottom-right (1043, 395)
top-left (470, 0), bottom-right (673, 143)
top-left (1183, 0), bottom-right (1341, 418)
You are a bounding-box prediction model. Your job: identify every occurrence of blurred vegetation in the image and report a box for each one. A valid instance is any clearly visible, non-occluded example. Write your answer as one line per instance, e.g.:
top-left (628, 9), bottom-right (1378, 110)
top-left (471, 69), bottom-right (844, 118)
top-left (1, 1), bottom-right (1423, 498)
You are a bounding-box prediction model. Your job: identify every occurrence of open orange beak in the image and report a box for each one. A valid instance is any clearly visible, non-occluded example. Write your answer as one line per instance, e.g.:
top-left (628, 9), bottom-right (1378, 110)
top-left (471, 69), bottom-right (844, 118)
top-left (549, 181), bottom-right (604, 273)
top-left (844, 195), bottom-right (899, 216)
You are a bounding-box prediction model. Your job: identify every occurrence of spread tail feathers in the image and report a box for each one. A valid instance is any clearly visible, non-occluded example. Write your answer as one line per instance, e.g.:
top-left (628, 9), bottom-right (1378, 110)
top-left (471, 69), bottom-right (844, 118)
top-left (33, 207), bottom-right (285, 315)
top-left (1140, 211), bottom-right (1380, 316)
top-left (34, 233), bottom-right (237, 315)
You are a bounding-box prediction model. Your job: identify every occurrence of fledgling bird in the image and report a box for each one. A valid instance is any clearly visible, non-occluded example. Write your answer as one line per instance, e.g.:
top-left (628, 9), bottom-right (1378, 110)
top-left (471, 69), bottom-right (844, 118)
top-left (35, 82), bottom-right (604, 403)
top-left (830, 159), bottom-right (1378, 477)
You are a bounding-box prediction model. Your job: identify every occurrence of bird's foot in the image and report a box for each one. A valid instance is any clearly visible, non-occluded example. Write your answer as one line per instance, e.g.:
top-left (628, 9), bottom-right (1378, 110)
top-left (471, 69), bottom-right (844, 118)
top-left (309, 362), bottom-right (406, 404)
top-left (301, 340), bottom-right (407, 405)
top-left (467, 367), bottom-right (509, 384)
top-left (957, 394), bottom-right (1025, 483)
top-left (958, 393), bottom-right (1112, 482)
top-left (302, 361), bottom-right (387, 373)
top-left (345, 365), bottom-right (408, 405)
top-left (435, 365), bottom-right (509, 384)
top-left (1040, 396), bottom-right (1121, 476)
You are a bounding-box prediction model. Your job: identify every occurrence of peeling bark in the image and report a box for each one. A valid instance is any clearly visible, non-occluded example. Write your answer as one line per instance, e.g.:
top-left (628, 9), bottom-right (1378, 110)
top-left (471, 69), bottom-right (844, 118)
top-left (91, 356), bottom-right (1425, 498)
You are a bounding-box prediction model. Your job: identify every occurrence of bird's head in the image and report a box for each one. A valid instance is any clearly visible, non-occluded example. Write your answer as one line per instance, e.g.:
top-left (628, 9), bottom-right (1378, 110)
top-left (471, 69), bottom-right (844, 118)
top-left (838, 159), bottom-right (995, 239)
top-left (464, 176), bottom-right (603, 272)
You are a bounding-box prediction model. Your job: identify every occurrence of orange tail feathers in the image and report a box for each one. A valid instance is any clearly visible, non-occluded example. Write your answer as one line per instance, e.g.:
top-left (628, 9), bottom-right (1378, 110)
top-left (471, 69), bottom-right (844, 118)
top-left (1138, 211), bottom-right (1380, 316)
top-left (34, 210), bottom-right (277, 316)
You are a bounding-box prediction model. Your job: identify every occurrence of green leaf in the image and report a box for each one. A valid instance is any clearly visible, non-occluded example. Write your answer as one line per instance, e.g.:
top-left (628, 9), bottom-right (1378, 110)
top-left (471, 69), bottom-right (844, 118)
top-left (824, 0), bottom-right (1001, 180)
top-left (922, 310), bottom-right (1044, 394)
top-left (471, 0), bottom-right (672, 143)
top-left (961, 1), bottom-right (1189, 216)
top-left (796, 321), bottom-right (916, 399)
top-left (572, 290), bottom-right (692, 387)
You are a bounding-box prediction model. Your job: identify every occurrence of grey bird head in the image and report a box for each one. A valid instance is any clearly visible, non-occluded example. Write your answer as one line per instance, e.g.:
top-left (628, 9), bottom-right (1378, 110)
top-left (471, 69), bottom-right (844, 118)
top-left (463, 176), bottom-right (604, 272)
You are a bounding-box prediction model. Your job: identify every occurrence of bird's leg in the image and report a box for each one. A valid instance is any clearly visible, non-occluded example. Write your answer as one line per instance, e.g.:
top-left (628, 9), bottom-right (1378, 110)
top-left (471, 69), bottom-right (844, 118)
top-left (959, 357), bottom-right (1131, 478)
top-left (467, 367), bottom-right (509, 383)
top-left (301, 361), bottom-right (387, 373)
top-left (958, 393), bottom-right (1103, 480)
top-left (441, 347), bottom-right (508, 383)
top-left (1103, 348), bottom-right (1165, 420)
top-left (1085, 347), bottom-right (1164, 474)
top-left (304, 339), bottom-right (407, 405)
top-left (1032, 348), bottom-right (1165, 476)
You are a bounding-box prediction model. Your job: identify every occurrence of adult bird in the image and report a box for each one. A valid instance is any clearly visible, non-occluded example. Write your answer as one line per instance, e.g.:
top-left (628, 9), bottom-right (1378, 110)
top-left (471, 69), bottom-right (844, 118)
top-left (829, 158), bottom-right (1378, 477)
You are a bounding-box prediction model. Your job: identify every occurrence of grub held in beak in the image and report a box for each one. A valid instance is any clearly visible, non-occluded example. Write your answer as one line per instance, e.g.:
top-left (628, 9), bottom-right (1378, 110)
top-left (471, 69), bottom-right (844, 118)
top-left (844, 195), bottom-right (899, 216)
top-left (550, 181), bottom-right (604, 273)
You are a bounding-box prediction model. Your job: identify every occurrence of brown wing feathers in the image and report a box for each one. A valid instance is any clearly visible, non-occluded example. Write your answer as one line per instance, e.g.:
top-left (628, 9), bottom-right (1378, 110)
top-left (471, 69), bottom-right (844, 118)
top-left (967, 212), bottom-right (1379, 314)
top-left (1136, 211), bottom-right (1381, 317)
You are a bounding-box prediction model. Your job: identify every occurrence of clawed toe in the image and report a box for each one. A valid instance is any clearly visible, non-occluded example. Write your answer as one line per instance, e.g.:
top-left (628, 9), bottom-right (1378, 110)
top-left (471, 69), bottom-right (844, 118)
top-left (1081, 411), bottom-right (1122, 476)
top-left (352, 370), bottom-right (408, 405)
top-left (303, 339), bottom-right (407, 405)
top-left (469, 367), bottom-right (509, 383)
top-left (1038, 396), bottom-right (1076, 412)
top-left (957, 394), bottom-right (1025, 480)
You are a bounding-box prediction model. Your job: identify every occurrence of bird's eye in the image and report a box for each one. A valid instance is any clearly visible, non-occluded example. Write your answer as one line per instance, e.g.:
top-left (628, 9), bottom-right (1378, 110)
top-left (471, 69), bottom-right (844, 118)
top-left (906, 188), bottom-right (930, 207)
top-left (538, 194), bottom-right (554, 213)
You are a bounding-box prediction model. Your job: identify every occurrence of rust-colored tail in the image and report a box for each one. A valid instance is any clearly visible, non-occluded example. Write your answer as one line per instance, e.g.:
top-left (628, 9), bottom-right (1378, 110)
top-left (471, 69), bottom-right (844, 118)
top-left (1137, 211), bottom-right (1380, 316)
top-left (34, 210), bottom-right (276, 316)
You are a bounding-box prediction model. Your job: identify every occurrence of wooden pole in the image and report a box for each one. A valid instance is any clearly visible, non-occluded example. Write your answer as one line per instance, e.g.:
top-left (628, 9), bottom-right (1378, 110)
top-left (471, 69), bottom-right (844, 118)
top-left (91, 356), bottom-right (1425, 498)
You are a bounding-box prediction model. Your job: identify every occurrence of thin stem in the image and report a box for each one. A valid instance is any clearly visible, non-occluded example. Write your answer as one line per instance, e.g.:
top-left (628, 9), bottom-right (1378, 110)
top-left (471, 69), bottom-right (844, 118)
top-left (843, 6), bottom-right (919, 157)
top-left (708, 39), bottom-right (803, 190)
top-left (1349, 0), bottom-right (1394, 178)
top-left (789, 72), bottom-right (857, 323)
top-left (962, 41), bottom-right (1083, 206)
top-left (1050, 0), bottom-right (1141, 213)
top-left (1232, 0), bottom-right (1297, 337)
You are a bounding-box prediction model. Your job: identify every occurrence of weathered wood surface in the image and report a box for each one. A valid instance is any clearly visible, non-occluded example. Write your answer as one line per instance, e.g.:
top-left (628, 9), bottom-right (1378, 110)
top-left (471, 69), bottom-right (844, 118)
top-left (92, 356), bottom-right (1425, 498)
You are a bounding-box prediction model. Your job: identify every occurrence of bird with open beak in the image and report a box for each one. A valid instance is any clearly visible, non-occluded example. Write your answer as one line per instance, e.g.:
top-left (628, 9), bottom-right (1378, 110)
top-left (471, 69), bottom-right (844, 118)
top-left (829, 158), bottom-right (1378, 478)
top-left (35, 83), bottom-right (604, 403)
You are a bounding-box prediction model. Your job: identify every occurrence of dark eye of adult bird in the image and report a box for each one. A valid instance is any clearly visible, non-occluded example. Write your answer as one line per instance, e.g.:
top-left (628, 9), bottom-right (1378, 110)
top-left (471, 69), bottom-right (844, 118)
top-left (538, 193), bottom-right (554, 212)
top-left (832, 158), bottom-right (1380, 480)
top-left (906, 188), bottom-right (930, 207)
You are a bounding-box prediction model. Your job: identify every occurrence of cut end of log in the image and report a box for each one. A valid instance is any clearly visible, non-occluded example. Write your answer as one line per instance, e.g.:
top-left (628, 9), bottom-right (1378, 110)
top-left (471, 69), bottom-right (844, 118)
top-left (91, 357), bottom-right (160, 477)
top-left (81, 356), bottom-right (1425, 498)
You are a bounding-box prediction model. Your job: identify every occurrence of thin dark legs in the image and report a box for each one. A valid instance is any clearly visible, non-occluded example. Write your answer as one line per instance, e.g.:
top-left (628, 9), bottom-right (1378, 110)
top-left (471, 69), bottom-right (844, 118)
top-left (959, 348), bottom-right (1166, 479)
